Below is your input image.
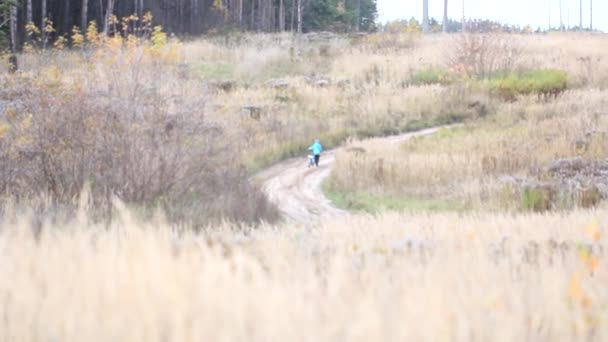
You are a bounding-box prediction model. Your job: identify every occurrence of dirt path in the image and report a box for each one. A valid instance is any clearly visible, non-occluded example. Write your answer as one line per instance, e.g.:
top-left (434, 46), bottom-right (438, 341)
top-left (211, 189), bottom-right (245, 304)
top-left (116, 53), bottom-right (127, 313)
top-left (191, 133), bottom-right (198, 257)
top-left (255, 127), bottom-right (444, 225)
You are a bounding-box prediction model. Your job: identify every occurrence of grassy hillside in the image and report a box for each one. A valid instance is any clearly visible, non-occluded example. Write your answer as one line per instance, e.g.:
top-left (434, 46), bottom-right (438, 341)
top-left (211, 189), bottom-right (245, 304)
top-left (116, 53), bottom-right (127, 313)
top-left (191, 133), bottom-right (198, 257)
top-left (323, 33), bottom-right (608, 214)
top-left (2, 31), bottom-right (608, 340)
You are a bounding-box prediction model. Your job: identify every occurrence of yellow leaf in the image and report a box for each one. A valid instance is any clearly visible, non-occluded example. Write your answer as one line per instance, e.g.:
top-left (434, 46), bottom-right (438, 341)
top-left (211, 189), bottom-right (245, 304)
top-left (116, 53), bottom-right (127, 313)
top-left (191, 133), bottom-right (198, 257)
top-left (569, 274), bottom-right (582, 300)
top-left (587, 255), bottom-right (599, 273)
top-left (586, 219), bottom-right (601, 242)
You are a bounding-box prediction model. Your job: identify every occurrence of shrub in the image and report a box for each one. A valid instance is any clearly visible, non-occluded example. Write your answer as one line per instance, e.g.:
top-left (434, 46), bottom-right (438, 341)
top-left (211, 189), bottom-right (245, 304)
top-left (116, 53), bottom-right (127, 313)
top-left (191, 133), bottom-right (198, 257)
top-left (488, 69), bottom-right (568, 100)
top-left (521, 187), bottom-right (556, 212)
top-left (447, 34), bottom-right (524, 78)
top-left (0, 25), bottom-right (278, 226)
top-left (410, 67), bottom-right (455, 86)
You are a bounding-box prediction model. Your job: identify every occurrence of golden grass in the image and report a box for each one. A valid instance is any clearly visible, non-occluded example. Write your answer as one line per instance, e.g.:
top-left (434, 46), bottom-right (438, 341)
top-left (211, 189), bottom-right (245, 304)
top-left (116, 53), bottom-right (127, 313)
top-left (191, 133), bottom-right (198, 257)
top-left (327, 88), bottom-right (608, 209)
top-left (4, 32), bottom-right (608, 340)
top-left (1, 206), bottom-right (607, 341)
top-left (6, 32), bottom-right (608, 173)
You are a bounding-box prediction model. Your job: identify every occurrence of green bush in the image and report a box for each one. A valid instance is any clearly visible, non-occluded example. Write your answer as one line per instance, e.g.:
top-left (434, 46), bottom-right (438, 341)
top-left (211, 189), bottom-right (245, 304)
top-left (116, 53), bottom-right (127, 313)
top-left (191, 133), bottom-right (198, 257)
top-left (487, 69), bottom-right (568, 100)
top-left (410, 67), bottom-right (455, 86)
top-left (521, 187), bottom-right (556, 212)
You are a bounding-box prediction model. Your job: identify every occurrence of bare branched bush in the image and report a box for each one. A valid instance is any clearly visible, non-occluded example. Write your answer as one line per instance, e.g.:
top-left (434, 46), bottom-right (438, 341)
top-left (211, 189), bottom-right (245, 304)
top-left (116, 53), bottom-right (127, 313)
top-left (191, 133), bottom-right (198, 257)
top-left (0, 75), bottom-right (276, 225)
top-left (448, 34), bottom-right (525, 78)
top-left (0, 24), bottom-right (278, 225)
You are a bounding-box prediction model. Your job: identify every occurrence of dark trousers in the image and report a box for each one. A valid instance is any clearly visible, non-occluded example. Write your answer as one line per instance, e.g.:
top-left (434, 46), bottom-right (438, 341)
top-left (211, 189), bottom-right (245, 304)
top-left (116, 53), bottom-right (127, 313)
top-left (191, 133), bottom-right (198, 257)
top-left (314, 154), bottom-right (320, 167)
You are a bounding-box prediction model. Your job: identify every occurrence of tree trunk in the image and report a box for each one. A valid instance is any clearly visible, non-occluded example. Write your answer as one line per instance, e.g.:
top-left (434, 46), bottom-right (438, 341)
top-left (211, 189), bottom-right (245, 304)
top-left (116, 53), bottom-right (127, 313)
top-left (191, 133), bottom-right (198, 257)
top-left (238, 0), bottom-right (243, 29)
top-left (461, 0), bottom-right (465, 33)
top-left (103, 0), bottom-right (115, 35)
top-left (559, 0), bottom-right (563, 30)
top-left (9, 4), bottom-right (18, 72)
top-left (279, 0), bottom-right (284, 31)
top-left (422, 0), bottom-right (429, 32)
top-left (355, 0), bottom-right (361, 31)
top-left (579, 0), bottom-right (582, 29)
top-left (82, 0), bottom-right (89, 31)
top-left (290, 0), bottom-right (295, 31)
top-left (41, 0), bottom-right (48, 49)
top-left (590, 0), bottom-right (593, 30)
top-left (41, 0), bottom-right (47, 31)
top-left (443, 0), bottom-right (448, 33)
top-left (26, 0), bottom-right (32, 25)
top-left (296, 0), bottom-right (301, 34)
top-left (250, 0), bottom-right (254, 30)
top-left (25, 0), bottom-right (32, 43)
top-left (63, 0), bottom-right (71, 34)
top-left (192, 0), bottom-right (198, 33)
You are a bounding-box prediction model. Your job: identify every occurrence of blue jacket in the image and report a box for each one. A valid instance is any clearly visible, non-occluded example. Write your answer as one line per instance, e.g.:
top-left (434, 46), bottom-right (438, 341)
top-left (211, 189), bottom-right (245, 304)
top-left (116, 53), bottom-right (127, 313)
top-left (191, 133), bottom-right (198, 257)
top-left (308, 142), bottom-right (323, 155)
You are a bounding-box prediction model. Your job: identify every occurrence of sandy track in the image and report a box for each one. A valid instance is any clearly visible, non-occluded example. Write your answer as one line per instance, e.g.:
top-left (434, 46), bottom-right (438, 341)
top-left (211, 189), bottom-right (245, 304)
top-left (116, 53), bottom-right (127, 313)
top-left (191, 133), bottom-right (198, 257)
top-left (255, 127), bottom-right (444, 225)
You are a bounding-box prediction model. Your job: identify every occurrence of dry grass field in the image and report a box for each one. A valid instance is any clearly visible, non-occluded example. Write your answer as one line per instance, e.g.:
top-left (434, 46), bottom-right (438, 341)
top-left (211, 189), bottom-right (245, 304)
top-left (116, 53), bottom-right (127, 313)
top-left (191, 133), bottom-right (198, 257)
top-left (327, 88), bottom-right (608, 212)
top-left (2, 30), bottom-right (608, 341)
top-left (1, 205), bottom-right (606, 341)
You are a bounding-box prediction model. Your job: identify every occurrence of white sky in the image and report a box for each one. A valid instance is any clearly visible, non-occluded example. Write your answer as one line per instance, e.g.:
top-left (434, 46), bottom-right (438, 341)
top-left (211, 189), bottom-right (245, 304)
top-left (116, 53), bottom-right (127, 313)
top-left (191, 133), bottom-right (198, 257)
top-left (377, 0), bottom-right (608, 32)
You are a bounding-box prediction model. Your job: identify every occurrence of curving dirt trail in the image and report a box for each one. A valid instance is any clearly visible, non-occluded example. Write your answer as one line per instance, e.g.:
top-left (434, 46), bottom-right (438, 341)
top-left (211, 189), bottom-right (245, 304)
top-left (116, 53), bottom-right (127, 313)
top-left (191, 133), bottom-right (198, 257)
top-left (255, 127), bottom-right (444, 225)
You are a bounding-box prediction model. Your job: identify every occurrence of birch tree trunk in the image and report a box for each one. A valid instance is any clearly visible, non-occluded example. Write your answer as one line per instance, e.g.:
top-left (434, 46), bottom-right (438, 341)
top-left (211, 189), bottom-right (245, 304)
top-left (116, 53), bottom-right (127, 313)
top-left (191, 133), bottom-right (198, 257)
top-left (41, 0), bottom-right (48, 48)
top-left (590, 0), bottom-right (593, 30)
top-left (559, 0), bottom-right (563, 30)
top-left (443, 0), bottom-right (448, 33)
top-left (42, 0), bottom-right (47, 27)
top-left (461, 0), bottom-right (465, 33)
top-left (579, 0), bottom-right (582, 29)
top-left (279, 0), bottom-right (284, 31)
top-left (103, 0), bottom-right (115, 35)
top-left (422, 0), bottom-right (429, 33)
top-left (296, 0), bottom-right (302, 34)
top-left (355, 0), bottom-right (360, 31)
top-left (82, 0), bottom-right (89, 31)
top-left (290, 0), bottom-right (295, 31)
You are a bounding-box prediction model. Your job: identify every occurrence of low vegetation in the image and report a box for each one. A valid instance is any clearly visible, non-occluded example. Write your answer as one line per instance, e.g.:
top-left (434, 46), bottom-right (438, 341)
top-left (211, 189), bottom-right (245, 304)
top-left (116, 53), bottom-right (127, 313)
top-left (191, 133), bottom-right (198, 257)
top-left (326, 89), bottom-right (608, 213)
top-left (3, 22), bottom-right (608, 341)
top-left (0, 22), bottom-right (279, 225)
top-left (4, 30), bottom-right (608, 222)
top-left (0, 207), bottom-right (606, 341)
top-left (487, 69), bottom-right (568, 100)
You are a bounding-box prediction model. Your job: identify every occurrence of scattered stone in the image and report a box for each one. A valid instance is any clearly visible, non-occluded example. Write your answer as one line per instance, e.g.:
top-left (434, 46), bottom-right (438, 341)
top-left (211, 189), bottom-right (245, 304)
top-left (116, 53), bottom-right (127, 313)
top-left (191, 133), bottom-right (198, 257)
top-left (349, 32), bottom-right (368, 40)
top-left (501, 157), bottom-right (608, 210)
top-left (315, 78), bottom-right (330, 88)
top-left (241, 106), bottom-right (263, 120)
top-left (548, 157), bottom-right (584, 173)
top-left (303, 31), bottom-right (337, 42)
top-left (346, 147), bottom-right (366, 155)
top-left (336, 79), bottom-right (352, 88)
top-left (265, 79), bottom-right (290, 89)
top-left (305, 76), bottom-right (331, 88)
top-left (209, 80), bottom-right (237, 93)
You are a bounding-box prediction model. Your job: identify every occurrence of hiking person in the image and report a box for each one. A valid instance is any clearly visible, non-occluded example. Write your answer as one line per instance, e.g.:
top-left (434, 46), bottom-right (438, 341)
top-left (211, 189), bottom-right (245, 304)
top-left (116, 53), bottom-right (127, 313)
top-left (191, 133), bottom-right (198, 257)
top-left (308, 139), bottom-right (323, 167)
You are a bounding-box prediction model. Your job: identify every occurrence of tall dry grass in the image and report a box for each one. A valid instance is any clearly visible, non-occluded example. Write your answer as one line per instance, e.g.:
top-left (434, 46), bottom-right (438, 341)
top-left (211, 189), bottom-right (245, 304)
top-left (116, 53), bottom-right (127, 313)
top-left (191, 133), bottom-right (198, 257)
top-left (189, 33), bottom-right (608, 171)
top-left (6, 32), bottom-right (608, 175)
top-left (0, 26), bottom-right (278, 225)
top-left (0, 206), bottom-right (606, 341)
top-left (328, 88), bottom-right (608, 210)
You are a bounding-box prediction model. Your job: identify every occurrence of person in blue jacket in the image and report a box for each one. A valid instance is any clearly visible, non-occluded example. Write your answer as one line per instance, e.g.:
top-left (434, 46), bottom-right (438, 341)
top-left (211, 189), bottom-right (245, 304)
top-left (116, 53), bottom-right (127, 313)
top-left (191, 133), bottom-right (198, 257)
top-left (308, 139), bottom-right (323, 167)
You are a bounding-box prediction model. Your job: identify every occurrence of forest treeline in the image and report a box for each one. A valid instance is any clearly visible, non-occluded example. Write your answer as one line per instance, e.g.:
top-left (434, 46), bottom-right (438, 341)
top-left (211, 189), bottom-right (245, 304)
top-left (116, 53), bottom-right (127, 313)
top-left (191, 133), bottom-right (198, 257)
top-left (0, 0), bottom-right (376, 49)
